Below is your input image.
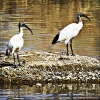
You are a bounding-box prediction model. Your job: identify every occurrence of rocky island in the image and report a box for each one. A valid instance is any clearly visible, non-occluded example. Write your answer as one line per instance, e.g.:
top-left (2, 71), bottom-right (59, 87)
top-left (0, 51), bottom-right (100, 85)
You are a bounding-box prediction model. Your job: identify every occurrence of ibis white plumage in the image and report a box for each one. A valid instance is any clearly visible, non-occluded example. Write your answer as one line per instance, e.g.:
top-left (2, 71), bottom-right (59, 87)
top-left (52, 12), bottom-right (90, 56)
top-left (6, 22), bottom-right (33, 67)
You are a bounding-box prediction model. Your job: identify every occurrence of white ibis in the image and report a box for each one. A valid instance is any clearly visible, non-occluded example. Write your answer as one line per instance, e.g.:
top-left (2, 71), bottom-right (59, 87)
top-left (52, 12), bottom-right (90, 56)
top-left (6, 22), bottom-right (33, 67)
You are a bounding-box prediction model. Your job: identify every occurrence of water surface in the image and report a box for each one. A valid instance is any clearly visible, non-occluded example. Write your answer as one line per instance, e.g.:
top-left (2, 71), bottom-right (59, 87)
top-left (0, 83), bottom-right (100, 100)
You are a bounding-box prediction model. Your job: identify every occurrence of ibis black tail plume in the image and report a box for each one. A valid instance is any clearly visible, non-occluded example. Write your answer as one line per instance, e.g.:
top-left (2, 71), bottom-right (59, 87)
top-left (52, 33), bottom-right (59, 44)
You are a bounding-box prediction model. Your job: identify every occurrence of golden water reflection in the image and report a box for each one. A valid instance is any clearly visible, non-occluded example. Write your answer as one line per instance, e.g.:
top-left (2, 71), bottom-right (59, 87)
top-left (0, 0), bottom-right (100, 59)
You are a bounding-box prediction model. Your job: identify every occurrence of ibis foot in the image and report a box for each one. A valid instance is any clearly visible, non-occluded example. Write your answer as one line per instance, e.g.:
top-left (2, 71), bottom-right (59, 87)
top-left (18, 63), bottom-right (21, 66)
top-left (13, 65), bottom-right (17, 68)
top-left (71, 53), bottom-right (75, 56)
top-left (66, 54), bottom-right (69, 56)
top-left (13, 63), bottom-right (21, 68)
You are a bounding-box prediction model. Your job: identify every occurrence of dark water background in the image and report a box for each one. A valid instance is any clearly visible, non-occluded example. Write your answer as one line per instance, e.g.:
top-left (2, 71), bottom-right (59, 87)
top-left (0, 0), bottom-right (100, 99)
top-left (0, 0), bottom-right (100, 59)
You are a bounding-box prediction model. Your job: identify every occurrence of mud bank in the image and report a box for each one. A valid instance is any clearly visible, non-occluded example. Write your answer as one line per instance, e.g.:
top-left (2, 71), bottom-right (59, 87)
top-left (0, 51), bottom-right (100, 84)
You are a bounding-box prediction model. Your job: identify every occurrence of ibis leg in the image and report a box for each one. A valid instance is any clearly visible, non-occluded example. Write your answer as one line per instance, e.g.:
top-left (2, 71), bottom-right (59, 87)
top-left (13, 53), bottom-right (16, 66)
top-left (17, 53), bottom-right (20, 66)
top-left (66, 43), bottom-right (69, 55)
top-left (70, 39), bottom-right (75, 56)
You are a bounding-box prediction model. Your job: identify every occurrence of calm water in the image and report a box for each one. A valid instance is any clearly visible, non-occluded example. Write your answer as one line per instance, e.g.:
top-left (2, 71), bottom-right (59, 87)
top-left (0, 83), bottom-right (100, 100)
top-left (0, 0), bottom-right (100, 59)
top-left (0, 0), bottom-right (100, 99)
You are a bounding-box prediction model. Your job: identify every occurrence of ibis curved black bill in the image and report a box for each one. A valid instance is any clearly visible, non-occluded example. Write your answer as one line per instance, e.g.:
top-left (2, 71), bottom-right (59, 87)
top-left (81, 14), bottom-right (90, 21)
top-left (23, 24), bottom-right (33, 35)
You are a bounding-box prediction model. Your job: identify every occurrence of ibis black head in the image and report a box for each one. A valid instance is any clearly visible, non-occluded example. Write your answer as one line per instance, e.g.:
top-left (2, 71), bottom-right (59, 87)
top-left (18, 22), bottom-right (33, 35)
top-left (77, 12), bottom-right (90, 21)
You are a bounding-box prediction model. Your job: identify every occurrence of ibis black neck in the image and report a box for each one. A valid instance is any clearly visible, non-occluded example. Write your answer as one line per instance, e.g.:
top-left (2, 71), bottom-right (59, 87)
top-left (77, 16), bottom-right (82, 23)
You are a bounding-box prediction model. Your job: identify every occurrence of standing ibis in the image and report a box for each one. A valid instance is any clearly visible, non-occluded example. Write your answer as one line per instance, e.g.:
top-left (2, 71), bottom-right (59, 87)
top-left (52, 12), bottom-right (90, 56)
top-left (6, 22), bottom-right (33, 67)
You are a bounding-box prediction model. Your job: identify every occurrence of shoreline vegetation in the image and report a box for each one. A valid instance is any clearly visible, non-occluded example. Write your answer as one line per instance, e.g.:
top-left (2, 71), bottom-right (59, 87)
top-left (0, 51), bottom-right (100, 85)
